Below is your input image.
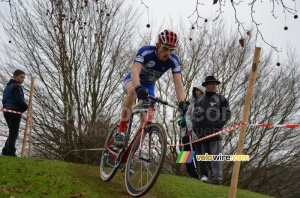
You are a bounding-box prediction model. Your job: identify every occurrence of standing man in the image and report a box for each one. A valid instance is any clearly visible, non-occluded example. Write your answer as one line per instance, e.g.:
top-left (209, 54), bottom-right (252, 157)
top-left (192, 76), bottom-right (231, 185)
top-left (1, 69), bottom-right (28, 157)
top-left (114, 29), bottom-right (187, 148)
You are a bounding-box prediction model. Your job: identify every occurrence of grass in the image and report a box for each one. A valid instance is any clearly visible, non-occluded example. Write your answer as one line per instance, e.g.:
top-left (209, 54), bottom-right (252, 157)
top-left (0, 156), bottom-right (273, 198)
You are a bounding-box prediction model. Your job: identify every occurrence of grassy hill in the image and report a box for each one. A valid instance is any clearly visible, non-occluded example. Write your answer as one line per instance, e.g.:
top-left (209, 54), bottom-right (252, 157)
top-left (0, 156), bottom-right (272, 198)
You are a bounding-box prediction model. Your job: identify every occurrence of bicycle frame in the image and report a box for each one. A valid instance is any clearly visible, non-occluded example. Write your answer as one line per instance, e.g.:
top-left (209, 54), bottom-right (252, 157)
top-left (121, 101), bottom-right (155, 163)
top-left (104, 100), bottom-right (156, 165)
top-left (100, 95), bottom-right (182, 196)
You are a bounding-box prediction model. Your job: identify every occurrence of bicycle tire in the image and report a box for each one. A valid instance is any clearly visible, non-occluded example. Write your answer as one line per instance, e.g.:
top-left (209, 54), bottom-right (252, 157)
top-left (100, 126), bottom-right (120, 181)
top-left (125, 123), bottom-right (167, 197)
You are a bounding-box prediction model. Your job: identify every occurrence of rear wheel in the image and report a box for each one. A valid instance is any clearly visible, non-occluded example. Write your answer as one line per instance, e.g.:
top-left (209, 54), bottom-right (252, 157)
top-left (100, 126), bottom-right (120, 181)
top-left (125, 123), bottom-right (167, 197)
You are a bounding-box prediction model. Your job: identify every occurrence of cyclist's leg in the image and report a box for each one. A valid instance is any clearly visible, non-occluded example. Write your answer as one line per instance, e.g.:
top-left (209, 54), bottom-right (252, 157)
top-left (115, 78), bottom-right (137, 148)
top-left (138, 82), bottom-right (155, 125)
top-left (115, 79), bottom-right (154, 148)
top-left (119, 80), bottom-right (136, 130)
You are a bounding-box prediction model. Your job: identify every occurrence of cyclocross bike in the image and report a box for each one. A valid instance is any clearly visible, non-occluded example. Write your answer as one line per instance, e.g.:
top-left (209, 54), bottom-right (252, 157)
top-left (100, 95), bottom-right (180, 197)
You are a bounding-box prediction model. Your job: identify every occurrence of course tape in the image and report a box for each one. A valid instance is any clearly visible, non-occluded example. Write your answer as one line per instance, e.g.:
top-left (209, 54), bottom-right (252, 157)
top-left (248, 123), bottom-right (300, 128)
top-left (169, 123), bottom-right (244, 147)
top-left (63, 148), bottom-right (104, 159)
top-left (0, 130), bottom-right (23, 135)
top-left (59, 122), bottom-right (300, 156)
top-left (69, 148), bottom-right (105, 152)
top-left (0, 108), bottom-right (23, 115)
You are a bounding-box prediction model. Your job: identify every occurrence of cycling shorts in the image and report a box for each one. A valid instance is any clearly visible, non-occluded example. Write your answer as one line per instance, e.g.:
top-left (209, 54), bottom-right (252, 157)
top-left (122, 74), bottom-right (155, 108)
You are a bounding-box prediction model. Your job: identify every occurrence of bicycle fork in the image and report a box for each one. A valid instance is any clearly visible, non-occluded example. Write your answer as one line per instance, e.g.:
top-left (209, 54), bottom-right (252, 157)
top-left (137, 127), bottom-right (153, 163)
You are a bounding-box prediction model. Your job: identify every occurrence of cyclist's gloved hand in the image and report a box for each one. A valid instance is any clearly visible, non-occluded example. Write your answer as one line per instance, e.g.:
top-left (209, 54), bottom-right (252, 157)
top-left (177, 116), bottom-right (186, 127)
top-left (135, 85), bottom-right (148, 100)
top-left (178, 101), bottom-right (188, 116)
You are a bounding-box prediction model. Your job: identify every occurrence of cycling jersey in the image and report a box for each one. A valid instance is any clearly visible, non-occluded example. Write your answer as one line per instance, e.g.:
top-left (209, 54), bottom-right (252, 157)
top-left (123, 45), bottom-right (181, 86)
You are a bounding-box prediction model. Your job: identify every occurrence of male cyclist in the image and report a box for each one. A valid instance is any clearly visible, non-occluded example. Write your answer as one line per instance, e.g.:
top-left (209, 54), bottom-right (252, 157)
top-left (114, 29), bottom-right (187, 148)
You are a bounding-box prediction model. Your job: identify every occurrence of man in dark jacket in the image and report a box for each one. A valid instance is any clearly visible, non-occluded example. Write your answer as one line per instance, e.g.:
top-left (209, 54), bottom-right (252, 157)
top-left (193, 76), bottom-right (231, 185)
top-left (1, 69), bottom-right (28, 157)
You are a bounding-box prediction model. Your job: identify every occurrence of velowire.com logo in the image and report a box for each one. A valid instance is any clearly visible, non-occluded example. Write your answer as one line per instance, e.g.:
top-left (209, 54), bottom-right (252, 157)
top-left (176, 152), bottom-right (250, 163)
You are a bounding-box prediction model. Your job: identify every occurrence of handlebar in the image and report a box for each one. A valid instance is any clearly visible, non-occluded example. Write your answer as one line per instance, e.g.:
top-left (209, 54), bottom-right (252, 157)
top-left (169, 114), bottom-right (183, 122)
top-left (132, 95), bottom-right (183, 122)
top-left (148, 95), bottom-right (179, 109)
top-left (132, 100), bottom-right (144, 109)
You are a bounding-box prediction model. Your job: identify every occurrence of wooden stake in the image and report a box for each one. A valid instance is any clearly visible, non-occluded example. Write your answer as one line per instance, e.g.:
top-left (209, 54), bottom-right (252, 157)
top-left (28, 106), bottom-right (33, 157)
top-left (21, 77), bottom-right (35, 157)
top-left (228, 47), bottom-right (261, 198)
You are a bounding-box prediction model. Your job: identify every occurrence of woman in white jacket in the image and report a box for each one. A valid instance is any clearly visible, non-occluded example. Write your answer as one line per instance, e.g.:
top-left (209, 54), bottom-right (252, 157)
top-left (185, 85), bottom-right (210, 181)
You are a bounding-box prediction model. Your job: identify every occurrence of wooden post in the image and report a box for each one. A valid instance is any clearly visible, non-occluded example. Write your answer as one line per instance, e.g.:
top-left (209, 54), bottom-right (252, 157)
top-left (28, 107), bottom-right (33, 157)
top-left (21, 77), bottom-right (35, 157)
top-left (228, 47), bottom-right (261, 198)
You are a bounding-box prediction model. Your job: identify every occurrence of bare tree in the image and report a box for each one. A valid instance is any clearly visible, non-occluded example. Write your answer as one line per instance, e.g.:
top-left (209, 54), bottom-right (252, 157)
top-left (188, 0), bottom-right (298, 51)
top-left (151, 20), bottom-right (300, 197)
top-left (1, 1), bottom-right (299, 196)
top-left (138, 0), bottom-right (298, 51)
top-left (222, 48), bottom-right (300, 197)
top-left (154, 20), bottom-right (252, 175)
top-left (0, 0), bottom-right (141, 164)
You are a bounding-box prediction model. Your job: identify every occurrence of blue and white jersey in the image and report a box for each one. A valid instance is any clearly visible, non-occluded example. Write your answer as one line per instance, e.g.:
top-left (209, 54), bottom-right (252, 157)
top-left (125, 46), bottom-right (181, 84)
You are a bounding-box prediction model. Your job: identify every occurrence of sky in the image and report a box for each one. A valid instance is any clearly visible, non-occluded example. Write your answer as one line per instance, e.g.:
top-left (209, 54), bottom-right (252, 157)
top-left (0, 1), bottom-right (299, 59)
top-left (140, 0), bottom-right (300, 60)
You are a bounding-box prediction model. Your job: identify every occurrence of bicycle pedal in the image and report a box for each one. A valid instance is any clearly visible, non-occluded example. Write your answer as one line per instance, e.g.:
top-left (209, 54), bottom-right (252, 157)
top-left (103, 153), bottom-right (109, 157)
top-left (109, 145), bottom-right (119, 152)
top-left (121, 166), bottom-right (126, 172)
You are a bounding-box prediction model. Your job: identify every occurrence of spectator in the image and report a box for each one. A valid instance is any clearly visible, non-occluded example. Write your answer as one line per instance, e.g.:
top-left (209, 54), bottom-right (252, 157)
top-left (178, 101), bottom-right (199, 179)
top-left (185, 85), bottom-right (209, 181)
top-left (192, 76), bottom-right (231, 185)
top-left (1, 69), bottom-right (28, 157)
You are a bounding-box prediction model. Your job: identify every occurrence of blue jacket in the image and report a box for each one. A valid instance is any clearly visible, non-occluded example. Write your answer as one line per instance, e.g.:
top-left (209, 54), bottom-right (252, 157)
top-left (2, 79), bottom-right (28, 113)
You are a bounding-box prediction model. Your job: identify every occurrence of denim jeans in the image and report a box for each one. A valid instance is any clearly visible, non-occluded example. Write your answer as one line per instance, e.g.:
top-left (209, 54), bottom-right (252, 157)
top-left (1, 112), bottom-right (21, 156)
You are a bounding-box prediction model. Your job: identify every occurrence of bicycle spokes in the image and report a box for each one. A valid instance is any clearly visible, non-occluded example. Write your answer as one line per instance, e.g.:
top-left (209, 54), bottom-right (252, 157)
top-left (100, 127), bottom-right (120, 181)
top-left (125, 123), bottom-right (166, 197)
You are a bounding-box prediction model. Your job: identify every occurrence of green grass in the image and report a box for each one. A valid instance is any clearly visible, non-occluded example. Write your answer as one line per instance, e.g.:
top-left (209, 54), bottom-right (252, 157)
top-left (0, 156), bottom-right (272, 198)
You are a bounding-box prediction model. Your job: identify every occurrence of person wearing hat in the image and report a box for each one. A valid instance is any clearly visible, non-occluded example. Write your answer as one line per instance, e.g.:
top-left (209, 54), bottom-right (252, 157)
top-left (191, 76), bottom-right (231, 185)
top-left (179, 85), bottom-right (209, 180)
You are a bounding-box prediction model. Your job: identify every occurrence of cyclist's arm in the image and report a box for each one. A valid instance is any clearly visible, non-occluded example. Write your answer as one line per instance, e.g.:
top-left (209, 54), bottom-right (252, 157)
top-left (131, 62), bottom-right (143, 86)
top-left (172, 73), bottom-right (185, 102)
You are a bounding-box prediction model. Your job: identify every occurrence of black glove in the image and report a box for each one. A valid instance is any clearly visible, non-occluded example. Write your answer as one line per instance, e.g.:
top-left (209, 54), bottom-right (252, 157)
top-left (135, 85), bottom-right (148, 100)
top-left (178, 101), bottom-right (188, 116)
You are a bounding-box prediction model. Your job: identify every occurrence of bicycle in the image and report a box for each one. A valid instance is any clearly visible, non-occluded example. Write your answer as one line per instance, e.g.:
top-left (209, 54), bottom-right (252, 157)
top-left (100, 95), bottom-right (180, 197)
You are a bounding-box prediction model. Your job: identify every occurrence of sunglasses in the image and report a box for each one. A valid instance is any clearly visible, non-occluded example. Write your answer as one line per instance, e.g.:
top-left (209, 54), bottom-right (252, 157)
top-left (161, 44), bottom-right (176, 52)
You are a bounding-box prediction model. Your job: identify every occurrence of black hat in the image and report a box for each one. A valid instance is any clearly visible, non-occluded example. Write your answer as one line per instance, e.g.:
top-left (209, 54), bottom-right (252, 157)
top-left (202, 76), bottom-right (221, 86)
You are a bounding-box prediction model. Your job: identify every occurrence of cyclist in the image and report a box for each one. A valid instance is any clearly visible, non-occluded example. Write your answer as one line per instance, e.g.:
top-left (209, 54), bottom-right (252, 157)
top-left (114, 29), bottom-right (187, 148)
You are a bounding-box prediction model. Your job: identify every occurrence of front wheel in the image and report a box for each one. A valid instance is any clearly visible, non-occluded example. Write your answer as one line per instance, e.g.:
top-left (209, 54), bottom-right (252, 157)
top-left (100, 126), bottom-right (120, 181)
top-left (125, 123), bottom-right (167, 197)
